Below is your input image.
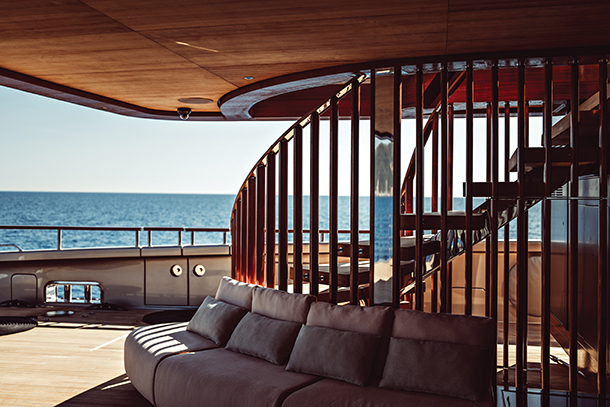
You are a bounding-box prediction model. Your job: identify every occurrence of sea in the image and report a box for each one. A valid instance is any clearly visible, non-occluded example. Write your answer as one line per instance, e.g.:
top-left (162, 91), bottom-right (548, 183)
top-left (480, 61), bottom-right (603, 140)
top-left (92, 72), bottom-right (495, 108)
top-left (0, 191), bottom-right (541, 251)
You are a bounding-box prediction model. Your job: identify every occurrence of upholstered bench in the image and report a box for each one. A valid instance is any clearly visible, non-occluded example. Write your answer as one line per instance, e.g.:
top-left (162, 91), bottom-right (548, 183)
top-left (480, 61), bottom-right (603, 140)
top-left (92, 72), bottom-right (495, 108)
top-left (125, 277), bottom-right (495, 407)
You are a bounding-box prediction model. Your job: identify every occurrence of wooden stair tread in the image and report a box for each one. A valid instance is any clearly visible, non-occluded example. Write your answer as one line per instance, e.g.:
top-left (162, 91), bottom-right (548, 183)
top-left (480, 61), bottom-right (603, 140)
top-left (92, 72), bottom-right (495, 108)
top-left (508, 146), bottom-right (598, 173)
top-left (302, 260), bottom-right (414, 287)
top-left (337, 237), bottom-right (440, 260)
top-left (400, 211), bottom-right (486, 230)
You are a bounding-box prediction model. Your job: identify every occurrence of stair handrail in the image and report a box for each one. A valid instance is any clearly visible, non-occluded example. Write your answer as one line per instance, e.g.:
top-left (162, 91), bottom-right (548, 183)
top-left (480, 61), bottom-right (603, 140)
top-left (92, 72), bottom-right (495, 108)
top-left (400, 71), bottom-right (466, 216)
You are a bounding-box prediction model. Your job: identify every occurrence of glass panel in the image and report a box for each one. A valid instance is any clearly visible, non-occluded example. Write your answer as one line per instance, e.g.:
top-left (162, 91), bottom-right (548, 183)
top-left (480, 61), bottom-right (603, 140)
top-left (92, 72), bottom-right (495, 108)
top-left (373, 68), bottom-right (398, 305)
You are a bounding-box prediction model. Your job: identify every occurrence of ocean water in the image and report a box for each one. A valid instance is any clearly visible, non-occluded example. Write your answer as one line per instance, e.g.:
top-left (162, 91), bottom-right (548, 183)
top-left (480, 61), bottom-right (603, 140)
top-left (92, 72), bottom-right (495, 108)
top-left (0, 192), bottom-right (541, 251)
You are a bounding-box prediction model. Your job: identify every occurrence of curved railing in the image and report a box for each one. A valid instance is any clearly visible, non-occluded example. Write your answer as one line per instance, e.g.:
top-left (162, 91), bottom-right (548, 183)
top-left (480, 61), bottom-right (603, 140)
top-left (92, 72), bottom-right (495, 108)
top-left (231, 73), bottom-right (367, 301)
top-left (230, 50), bottom-right (610, 397)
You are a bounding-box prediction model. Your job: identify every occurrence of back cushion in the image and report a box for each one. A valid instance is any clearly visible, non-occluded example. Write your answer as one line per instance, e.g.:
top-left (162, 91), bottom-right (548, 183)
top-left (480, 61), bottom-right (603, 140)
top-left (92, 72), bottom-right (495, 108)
top-left (306, 302), bottom-right (394, 376)
top-left (252, 287), bottom-right (316, 324)
top-left (215, 277), bottom-right (257, 310)
top-left (225, 312), bottom-right (302, 365)
top-left (186, 296), bottom-right (248, 346)
top-left (380, 309), bottom-right (496, 402)
top-left (391, 309), bottom-right (495, 347)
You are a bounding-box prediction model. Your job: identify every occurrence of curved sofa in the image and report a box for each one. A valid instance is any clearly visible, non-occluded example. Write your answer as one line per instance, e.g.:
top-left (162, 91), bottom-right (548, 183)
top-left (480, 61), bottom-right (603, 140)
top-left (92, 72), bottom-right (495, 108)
top-left (125, 277), bottom-right (496, 407)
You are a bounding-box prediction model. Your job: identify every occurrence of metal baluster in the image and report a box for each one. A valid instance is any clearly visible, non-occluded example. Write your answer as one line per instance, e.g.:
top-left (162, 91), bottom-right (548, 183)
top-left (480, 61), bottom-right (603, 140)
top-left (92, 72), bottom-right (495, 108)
top-left (266, 152), bottom-right (277, 288)
top-left (293, 126), bottom-right (303, 293)
top-left (350, 81), bottom-right (360, 305)
top-left (330, 96), bottom-right (339, 304)
top-left (256, 164), bottom-right (266, 285)
top-left (465, 61), bottom-right (474, 316)
top-left (415, 65), bottom-right (425, 311)
top-left (569, 58), bottom-right (580, 402)
top-left (279, 139), bottom-right (289, 292)
top-left (310, 113), bottom-right (320, 296)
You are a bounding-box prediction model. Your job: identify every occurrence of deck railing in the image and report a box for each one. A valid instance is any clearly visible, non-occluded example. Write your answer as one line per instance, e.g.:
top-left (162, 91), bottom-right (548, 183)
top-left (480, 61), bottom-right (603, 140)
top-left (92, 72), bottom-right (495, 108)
top-left (0, 225), bottom-right (230, 250)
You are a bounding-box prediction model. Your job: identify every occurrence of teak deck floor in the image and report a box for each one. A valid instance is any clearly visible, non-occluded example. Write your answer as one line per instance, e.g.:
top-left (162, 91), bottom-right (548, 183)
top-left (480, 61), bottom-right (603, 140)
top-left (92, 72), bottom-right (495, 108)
top-left (0, 306), bottom-right (604, 407)
top-left (0, 306), bottom-right (154, 407)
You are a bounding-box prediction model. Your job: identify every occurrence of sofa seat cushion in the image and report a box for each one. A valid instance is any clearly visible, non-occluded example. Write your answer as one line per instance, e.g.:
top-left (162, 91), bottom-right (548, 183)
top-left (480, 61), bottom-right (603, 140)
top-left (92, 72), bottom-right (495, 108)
top-left (281, 377), bottom-right (492, 407)
top-left (124, 322), bottom-right (218, 405)
top-left (154, 348), bottom-right (321, 407)
top-left (187, 296), bottom-right (248, 346)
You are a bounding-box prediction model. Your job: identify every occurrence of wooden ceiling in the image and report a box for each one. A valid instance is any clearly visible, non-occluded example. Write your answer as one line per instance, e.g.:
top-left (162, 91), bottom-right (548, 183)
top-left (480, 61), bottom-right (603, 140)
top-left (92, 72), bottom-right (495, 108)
top-left (0, 0), bottom-right (609, 120)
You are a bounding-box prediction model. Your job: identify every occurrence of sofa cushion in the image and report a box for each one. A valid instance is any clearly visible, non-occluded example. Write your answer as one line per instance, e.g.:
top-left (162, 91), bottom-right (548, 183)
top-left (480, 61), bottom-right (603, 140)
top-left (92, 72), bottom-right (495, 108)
top-left (379, 337), bottom-right (492, 402)
top-left (215, 276), bottom-right (257, 309)
top-left (186, 296), bottom-right (248, 346)
top-left (286, 325), bottom-right (380, 386)
top-left (154, 348), bottom-right (321, 407)
top-left (391, 309), bottom-right (495, 347)
top-left (124, 322), bottom-right (218, 405)
top-left (225, 312), bottom-right (302, 365)
top-left (282, 377), bottom-right (492, 407)
top-left (252, 286), bottom-right (315, 324)
top-left (306, 301), bottom-right (393, 376)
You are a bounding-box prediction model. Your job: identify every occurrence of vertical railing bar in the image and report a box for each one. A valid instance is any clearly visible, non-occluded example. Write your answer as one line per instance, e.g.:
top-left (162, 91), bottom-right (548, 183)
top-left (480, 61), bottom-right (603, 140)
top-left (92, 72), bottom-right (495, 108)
top-left (392, 65), bottom-right (402, 309)
top-left (148, 230), bottom-right (152, 247)
top-left (329, 95), bottom-right (339, 304)
top-left (256, 164), bottom-right (266, 286)
top-left (241, 189), bottom-right (248, 283)
top-left (569, 58), bottom-right (580, 399)
top-left (485, 102), bottom-right (492, 317)
top-left (247, 176), bottom-right (257, 284)
top-left (447, 103), bottom-right (454, 314)
top-left (440, 63), bottom-right (449, 313)
top-left (503, 101), bottom-right (511, 385)
top-left (266, 152), bottom-right (277, 289)
top-left (369, 69), bottom-right (376, 305)
top-left (490, 60), bottom-right (500, 393)
top-left (597, 56), bottom-right (608, 400)
top-left (310, 114), bottom-right (320, 297)
top-left (57, 229), bottom-right (62, 250)
top-left (431, 111), bottom-right (439, 313)
top-left (516, 58), bottom-right (527, 391)
top-left (179, 230), bottom-right (183, 247)
top-left (136, 229), bottom-right (140, 248)
top-left (465, 61), bottom-right (474, 316)
top-left (223, 232), bottom-right (227, 245)
top-left (415, 65), bottom-right (424, 311)
top-left (231, 212), bottom-right (234, 278)
top-left (350, 81), bottom-right (360, 305)
top-left (279, 139), bottom-right (289, 292)
top-left (191, 231), bottom-right (195, 246)
top-left (293, 126), bottom-right (304, 294)
top-left (542, 58), bottom-right (553, 394)
top-left (234, 200), bottom-right (241, 280)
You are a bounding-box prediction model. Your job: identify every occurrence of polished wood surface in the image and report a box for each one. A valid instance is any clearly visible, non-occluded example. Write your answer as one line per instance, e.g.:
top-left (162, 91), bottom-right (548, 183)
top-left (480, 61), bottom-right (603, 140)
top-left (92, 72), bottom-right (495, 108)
top-left (0, 1), bottom-right (609, 119)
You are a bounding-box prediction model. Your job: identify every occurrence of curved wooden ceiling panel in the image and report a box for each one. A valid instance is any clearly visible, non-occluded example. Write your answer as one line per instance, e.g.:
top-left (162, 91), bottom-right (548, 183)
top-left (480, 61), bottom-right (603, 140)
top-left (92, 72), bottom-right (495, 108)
top-left (0, 1), bottom-right (608, 120)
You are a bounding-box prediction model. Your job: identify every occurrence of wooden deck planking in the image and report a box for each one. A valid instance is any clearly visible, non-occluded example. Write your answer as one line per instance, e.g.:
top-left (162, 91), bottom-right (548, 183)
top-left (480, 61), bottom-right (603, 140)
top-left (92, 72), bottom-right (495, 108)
top-left (0, 307), bottom-right (154, 407)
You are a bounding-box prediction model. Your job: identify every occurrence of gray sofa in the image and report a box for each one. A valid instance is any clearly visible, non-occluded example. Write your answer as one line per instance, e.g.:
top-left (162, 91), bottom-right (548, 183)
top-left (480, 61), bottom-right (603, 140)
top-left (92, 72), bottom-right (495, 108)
top-left (125, 277), bottom-right (495, 407)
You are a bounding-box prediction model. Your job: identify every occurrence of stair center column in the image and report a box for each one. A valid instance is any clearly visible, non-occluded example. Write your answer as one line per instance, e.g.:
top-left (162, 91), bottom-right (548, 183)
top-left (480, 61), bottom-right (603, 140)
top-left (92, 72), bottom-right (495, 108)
top-left (371, 68), bottom-right (401, 305)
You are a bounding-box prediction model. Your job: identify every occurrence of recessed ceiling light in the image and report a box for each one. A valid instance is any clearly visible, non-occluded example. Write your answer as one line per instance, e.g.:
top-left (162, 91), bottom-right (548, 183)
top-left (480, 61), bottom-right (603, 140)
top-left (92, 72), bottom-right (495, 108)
top-left (177, 97), bottom-right (214, 104)
top-left (244, 76), bottom-right (254, 80)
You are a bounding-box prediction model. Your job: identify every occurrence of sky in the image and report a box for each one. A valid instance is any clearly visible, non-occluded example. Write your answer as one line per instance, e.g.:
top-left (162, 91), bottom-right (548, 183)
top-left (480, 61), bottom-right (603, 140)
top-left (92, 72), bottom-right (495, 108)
top-left (0, 85), bottom-right (288, 195)
top-left (0, 85), bottom-right (542, 197)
